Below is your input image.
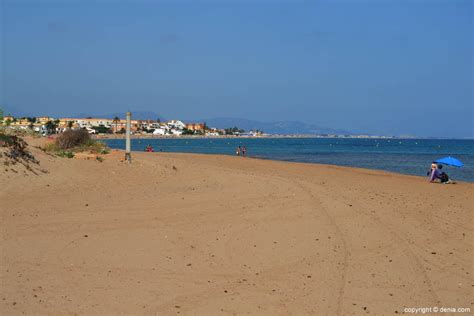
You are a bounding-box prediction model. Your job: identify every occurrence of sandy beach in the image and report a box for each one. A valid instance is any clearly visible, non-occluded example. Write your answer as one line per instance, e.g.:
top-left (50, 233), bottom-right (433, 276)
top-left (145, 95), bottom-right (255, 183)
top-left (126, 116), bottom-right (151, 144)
top-left (1, 138), bottom-right (472, 315)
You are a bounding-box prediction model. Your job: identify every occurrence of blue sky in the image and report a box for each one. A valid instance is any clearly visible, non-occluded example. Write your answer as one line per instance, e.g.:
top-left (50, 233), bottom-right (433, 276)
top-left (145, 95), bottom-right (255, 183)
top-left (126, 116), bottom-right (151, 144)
top-left (1, 0), bottom-right (472, 137)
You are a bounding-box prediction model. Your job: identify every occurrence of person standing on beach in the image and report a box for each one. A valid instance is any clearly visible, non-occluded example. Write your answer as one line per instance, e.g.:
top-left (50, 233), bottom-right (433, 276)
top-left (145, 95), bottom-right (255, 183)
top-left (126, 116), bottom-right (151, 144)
top-left (242, 146), bottom-right (247, 157)
top-left (236, 146), bottom-right (241, 156)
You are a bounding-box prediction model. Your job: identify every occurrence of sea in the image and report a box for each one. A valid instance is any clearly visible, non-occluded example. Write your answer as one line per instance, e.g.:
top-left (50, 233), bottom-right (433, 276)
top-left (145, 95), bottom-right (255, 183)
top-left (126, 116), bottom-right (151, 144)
top-left (103, 138), bottom-right (474, 182)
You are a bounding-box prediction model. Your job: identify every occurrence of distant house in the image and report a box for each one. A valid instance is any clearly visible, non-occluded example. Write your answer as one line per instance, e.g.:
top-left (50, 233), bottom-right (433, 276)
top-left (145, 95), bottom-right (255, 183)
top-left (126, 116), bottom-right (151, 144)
top-left (185, 123), bottom-right (205, 131)
top-left (111, 119), bottom-right (128, 133)
top-left (167, 120), bottom-right (186, 130)
top-left (37, 116), bottom-right (52, 124)
top-left (148, 122), bottom-right (161, 129)
top-left (152, 128), bottom-right (167, 136)
top-left (137, 120), bottom-right (156, 130)
top-left (171, 129), bottom-right (183, 136)
top-left (58, 118), bottom-right (81, 131)
top-left (3, 115), bottom-right (14, 123)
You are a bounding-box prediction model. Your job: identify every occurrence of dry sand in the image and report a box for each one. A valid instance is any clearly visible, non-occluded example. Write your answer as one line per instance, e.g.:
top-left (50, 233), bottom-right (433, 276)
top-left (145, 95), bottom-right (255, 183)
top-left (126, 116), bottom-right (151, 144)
top-left (1, 138), bottom-right (473, 315)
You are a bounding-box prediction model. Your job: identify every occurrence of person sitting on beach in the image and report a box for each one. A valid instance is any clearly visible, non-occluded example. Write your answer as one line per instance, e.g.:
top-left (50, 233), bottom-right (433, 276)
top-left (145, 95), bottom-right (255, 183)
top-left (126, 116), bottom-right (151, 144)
top-left (429, 164), bottom-right (450, 183)
top-left (427, 162), bottom-right (437, 176)
top-left (145, 144), bottom-right (154, 152)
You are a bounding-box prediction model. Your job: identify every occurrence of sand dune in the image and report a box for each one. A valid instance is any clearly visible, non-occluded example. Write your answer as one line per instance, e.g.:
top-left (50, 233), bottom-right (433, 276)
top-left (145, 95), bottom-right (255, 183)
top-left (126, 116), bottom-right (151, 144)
top-left (1, 139), bottom-right (472, 315)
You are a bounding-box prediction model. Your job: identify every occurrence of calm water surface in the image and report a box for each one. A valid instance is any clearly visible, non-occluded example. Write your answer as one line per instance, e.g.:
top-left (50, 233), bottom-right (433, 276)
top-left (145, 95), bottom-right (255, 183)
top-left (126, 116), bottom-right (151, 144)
top-left (103, 138), bottom-right (474, 182)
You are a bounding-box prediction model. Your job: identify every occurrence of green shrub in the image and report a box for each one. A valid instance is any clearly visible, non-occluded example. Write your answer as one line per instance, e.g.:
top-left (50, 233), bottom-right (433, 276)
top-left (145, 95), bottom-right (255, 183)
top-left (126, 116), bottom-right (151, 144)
top-left (57, 150), bottom-right (75, 158)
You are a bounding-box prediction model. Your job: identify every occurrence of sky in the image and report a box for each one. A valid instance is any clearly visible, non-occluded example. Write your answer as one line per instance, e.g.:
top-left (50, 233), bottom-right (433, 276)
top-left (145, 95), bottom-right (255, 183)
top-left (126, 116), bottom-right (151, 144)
top-left (1, 0), bottom-right (472, 138)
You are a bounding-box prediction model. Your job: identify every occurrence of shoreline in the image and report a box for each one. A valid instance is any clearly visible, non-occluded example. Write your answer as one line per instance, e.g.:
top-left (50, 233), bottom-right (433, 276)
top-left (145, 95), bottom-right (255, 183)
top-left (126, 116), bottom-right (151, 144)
top-left (98, 139), bottom-right (474, 183)
top-left (164, 151), bottom-right (474, 184)
top-left (94, 134), bottom-right (474, 140)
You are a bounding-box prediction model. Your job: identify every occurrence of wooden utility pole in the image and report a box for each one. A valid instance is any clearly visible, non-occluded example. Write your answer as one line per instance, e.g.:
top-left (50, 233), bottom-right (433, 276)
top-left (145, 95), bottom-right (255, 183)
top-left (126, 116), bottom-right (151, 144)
top-left (125, 112), bottom-right (132, 163)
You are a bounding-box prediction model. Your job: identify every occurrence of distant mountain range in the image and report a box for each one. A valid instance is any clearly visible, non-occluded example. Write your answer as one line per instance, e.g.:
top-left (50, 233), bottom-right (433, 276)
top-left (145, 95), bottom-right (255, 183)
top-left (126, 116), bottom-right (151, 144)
top-left (76, 111), bottom-right (165, 121)
top-left (75, 112), bottom-right (353, 135)
top-left (199, 117), bottom-right (354, 135)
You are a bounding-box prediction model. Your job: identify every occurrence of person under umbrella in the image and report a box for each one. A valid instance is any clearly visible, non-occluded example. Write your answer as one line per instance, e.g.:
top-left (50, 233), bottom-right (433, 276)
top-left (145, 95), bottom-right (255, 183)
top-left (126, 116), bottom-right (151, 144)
top-left (428, 156), bottom-right (463, 184)
top-left (429, 164), bottom-right (451, 183)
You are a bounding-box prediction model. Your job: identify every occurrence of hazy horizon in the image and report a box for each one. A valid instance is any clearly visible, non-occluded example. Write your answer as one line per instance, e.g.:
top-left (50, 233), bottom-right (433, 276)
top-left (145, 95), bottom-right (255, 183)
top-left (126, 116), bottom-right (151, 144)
top-left (1, 0), bottom-right (472, 138)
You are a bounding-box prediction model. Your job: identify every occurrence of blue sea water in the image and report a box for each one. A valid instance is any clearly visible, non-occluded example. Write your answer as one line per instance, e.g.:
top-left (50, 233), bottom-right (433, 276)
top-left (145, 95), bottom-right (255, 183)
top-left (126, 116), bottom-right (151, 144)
top-left (103, 138), bottom-right (474, 182)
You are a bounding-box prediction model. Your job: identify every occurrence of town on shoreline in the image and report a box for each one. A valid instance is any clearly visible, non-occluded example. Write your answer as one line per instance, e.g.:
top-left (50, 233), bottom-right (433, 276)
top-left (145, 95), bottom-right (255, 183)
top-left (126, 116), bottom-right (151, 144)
top-left (0, 115), bottom-right (264, 137)
top-left (0, 113), bottom-right (431, 139)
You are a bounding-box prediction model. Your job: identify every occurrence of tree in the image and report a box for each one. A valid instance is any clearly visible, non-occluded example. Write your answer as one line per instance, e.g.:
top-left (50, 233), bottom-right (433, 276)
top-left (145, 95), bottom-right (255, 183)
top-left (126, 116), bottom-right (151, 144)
top-left (67, 121), bottom-right (74, 129)
top-left (92, 125), bottom-right (111, 134)
top-left (112, 116), bottom-right (120, 133)
top-left (182, 128), bottom-right (194, 135)
top-left (0, 108), bottom-right (4, 121)
top-left (27, 117), bottom-right (36, 130)
top-left (224, 126), bottom-right (245, 135)
top-left (45, 120), bottom-right (58, 134)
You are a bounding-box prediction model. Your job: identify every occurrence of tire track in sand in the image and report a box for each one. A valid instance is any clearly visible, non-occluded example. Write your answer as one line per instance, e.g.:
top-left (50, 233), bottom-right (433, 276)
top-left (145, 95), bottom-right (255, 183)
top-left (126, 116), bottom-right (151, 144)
top-left (217, 166), bottom-right (351, 315)
top-left (289, 179), bottom-right (349, 316)
top-left (295, 177), bottom-right (442, 310)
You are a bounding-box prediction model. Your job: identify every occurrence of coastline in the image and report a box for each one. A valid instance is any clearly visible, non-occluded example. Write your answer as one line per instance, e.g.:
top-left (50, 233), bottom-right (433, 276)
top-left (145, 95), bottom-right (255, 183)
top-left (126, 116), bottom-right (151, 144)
top-left (93, 134), bottom-right (337, 140)
top-left (1, 139), bottom-right (473, 314)
top-left (99, 136), bottom-right (474, 183)
top-left (93, 134), bottom-right (474, 140)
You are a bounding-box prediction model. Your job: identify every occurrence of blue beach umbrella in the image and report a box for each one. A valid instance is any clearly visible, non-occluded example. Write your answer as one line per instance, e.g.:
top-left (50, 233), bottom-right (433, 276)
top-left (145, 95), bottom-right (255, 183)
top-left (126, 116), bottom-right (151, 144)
top-left (435, 156), bottom-right (464, 168)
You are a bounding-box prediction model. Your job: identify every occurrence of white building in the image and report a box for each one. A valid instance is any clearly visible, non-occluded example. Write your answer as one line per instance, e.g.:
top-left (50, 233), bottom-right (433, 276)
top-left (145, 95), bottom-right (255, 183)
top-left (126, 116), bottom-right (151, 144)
top-left (75, 118), bottom-right (113, 129)
top-left (167, 120), bottom-right (186, 130)
top-left (153, 128), bottom-right (167, 136)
